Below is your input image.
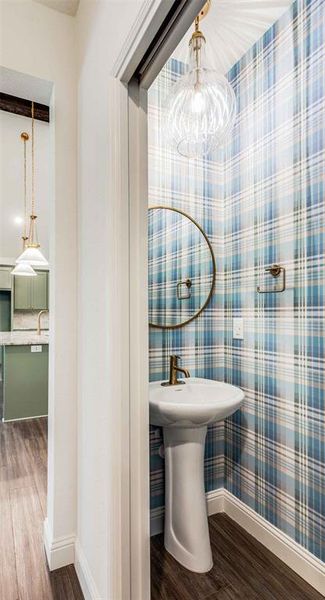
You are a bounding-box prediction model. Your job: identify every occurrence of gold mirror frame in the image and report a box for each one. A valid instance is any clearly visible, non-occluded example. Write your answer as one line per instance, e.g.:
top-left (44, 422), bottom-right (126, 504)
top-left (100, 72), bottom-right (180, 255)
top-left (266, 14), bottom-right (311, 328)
top-left (148, 206), bottom-right (216, 329)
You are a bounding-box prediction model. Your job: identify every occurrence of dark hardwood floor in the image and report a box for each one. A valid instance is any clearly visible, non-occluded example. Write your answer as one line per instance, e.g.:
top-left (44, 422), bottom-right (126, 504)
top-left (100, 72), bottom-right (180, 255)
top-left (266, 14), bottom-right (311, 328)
top-left (0, 417), bottom-right (84, 600)
top-left (151, 514), bottom-right (324, 600)
top-left (2, 417), bottom-right (322, 600)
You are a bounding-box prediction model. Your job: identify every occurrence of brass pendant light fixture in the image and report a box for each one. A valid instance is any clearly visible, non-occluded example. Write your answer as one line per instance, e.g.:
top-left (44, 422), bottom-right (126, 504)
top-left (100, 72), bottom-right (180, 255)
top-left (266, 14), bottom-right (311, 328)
top-left (16, 102), bottom-right (49, 267)
top-left (11, 132), bottom-right (37, 277)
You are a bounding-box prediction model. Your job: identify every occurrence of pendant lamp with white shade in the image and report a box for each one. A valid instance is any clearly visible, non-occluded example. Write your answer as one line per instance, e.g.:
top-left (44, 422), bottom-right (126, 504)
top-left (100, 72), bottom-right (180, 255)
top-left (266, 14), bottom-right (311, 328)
top-left (11, 132), bottom-right (37, 277)
top-left (16, 102), bottom-right (49, 267)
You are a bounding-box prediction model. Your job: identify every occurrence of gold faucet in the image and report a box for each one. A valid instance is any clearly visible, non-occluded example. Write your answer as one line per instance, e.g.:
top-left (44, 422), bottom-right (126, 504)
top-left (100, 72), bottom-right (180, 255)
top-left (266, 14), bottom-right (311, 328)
top-left (37, 309), bottom-right (49, 335)
top-left (161, 355), bottom-right (191, 387)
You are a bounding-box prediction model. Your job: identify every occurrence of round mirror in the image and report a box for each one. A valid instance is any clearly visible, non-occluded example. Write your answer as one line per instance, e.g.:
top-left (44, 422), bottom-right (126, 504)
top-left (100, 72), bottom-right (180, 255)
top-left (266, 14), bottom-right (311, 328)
top-left (148, 206), bottom-right (216, 329)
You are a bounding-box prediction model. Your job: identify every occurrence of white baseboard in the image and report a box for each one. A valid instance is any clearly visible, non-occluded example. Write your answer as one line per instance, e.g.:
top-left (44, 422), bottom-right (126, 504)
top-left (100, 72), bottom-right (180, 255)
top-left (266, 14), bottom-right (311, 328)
top-left (75, 539), bottom-right (102, 600)
top-left (4, 414), bottom-right (48, 422)
top-left (150, 489), bottom-right (325, 597)
top-left (43, 518), bottom-right (75, 571)
top-left (223, 490), bottom-right (325, 597)
top-left (207, 488), bottom-right (225, 516)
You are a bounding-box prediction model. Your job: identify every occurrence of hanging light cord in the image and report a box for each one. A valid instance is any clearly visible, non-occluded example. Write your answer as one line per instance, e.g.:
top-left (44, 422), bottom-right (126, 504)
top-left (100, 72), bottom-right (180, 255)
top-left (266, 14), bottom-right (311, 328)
top-left (23, 134), bottom-right (28, 243)
top-left (28, 101), bottom-right (39, 248)
top-left (31, 101), bottom-right (35, 218)
top-left (192, 13), bottom-right (203, 83)
top-left (20, 132), bottom-right (29, 248)
top-left (14, 100), bottom-right (47, 267)
top-left (191, 1), bottom-right (210, 74)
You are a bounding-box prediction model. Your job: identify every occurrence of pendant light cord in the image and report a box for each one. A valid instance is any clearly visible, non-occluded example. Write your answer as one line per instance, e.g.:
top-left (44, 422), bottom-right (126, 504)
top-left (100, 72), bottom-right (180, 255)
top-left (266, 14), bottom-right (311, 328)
top-left (28, 101), bottom-right (39, 248)
top-left (31, 101), bottom-right (35, 218)
top-left (20, 131), bottom-right (29, 248)
top-left (23, 136), bottom-right (27, 243)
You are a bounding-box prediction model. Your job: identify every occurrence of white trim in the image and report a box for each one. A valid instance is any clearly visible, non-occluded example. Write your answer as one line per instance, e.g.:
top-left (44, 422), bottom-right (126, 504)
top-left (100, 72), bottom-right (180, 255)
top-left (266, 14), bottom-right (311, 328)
top-left (223, 490), bottom-right (325, 597)
top-left (111, 3), bottom-right (213, 598)
top-left (207, 488), bottom-right (225, 516)
top-left (128, 81), bottom-right (151, 600)
top-left (74, 539), bottom-right (101, 600)
top-left (150, 489), bottom-right (324, 596)
top-left (4, 414), bottom-right (48, 422)
top-left (112, 0), bottom-right (207, 88)
top-left (43, 518), bottom-right (75, 571)
top-left (105, 77), bottom-right (131, 600)
top-left (112, 0), bottom-right (168, 81)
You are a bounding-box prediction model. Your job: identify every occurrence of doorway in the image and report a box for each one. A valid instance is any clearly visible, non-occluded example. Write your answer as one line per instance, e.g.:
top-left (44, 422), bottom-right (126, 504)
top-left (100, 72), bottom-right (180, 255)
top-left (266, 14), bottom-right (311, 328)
top-left (114, 2), bottom-right (208, 598)
top-left (119, 0), bottom-right (325, 598)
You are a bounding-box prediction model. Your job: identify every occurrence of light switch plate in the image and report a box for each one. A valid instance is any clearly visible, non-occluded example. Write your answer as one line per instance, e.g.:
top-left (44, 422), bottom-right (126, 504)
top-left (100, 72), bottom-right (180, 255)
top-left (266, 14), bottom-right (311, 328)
top-left (233, 318), bottom-right (244, 340)
top-left (31, 345), bottom-right (42, 352)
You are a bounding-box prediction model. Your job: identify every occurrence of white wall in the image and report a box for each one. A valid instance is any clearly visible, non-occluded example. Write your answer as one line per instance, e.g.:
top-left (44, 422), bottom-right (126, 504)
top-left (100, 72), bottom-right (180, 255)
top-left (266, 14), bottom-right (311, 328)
top-left (0, 111), bottom-right (50, 263)
top-left (76, 1), bottom-right (146, 597)
top-left (0, 0), bottom-right (77, 560)
top-left (1, 0), bottom-right (150, 595)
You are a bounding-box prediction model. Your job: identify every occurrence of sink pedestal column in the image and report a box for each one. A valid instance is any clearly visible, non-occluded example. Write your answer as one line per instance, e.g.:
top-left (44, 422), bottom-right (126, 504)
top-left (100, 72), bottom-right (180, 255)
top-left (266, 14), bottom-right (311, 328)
top-left (163, 426), bottom-right (213, 573)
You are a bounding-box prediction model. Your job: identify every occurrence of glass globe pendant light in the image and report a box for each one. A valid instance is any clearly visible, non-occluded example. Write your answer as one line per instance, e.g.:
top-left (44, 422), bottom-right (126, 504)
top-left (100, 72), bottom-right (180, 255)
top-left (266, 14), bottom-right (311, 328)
top-left (16, 102), bottom-right (49, 267)
top-left (165, 0), bottom-right (236, 158)
top-left (11, 132), bottom-right (37, 277)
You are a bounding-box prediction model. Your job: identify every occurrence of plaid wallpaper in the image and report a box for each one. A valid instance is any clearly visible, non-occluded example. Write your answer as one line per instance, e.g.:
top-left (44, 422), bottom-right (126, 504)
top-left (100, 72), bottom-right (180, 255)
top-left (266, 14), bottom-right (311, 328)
top-left (148, 59), bottom-right (225, 518)
top-left (148, 0), bottom-right (324, 562)
top-left (224, 0), bottom-right (324, 562)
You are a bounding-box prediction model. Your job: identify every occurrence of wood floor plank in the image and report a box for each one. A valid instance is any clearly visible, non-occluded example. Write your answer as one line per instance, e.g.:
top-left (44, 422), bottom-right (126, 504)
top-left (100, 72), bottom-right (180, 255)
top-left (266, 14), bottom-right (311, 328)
top-left (204, 583), bottom-right (248, 600)
top-left (0, 422), bottom-right (17, 467)
top-left (0, 417), bottom-right (83, 600)
top-left (0, 466), bottom-right (19, 600)
top-left (47, 565), bottom-right (84, 600)
top-left (151, 531), bottom-right (236, 600)
top-left (21, 418), bottom-right (47, 463)
top-left (151, 513), bottom-right (324, 600)
top-left (10, 484), bottom-right (55, 600)
top-left (32, 454), bottom-right (47, 517)
top-left (210, 515), bottom-right (323, 600)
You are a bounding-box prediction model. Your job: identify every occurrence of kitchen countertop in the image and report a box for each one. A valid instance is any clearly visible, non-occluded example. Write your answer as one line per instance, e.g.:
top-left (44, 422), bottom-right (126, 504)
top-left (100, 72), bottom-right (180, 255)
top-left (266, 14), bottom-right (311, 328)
top-left (0, 331), bottom-right (49, 346)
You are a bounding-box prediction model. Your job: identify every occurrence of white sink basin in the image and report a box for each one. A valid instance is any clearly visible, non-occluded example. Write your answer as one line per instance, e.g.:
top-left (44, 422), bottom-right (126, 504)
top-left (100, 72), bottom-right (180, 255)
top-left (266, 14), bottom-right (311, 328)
top-left (150, 377), bottom-right (244, 428)
top-left (149, 376), bottom-right (244, 574)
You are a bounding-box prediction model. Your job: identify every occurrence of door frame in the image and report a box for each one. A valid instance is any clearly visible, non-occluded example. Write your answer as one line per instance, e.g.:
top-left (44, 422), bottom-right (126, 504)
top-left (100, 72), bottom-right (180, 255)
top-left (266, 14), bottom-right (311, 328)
top-left (109, 2), bottom-right (206, 597)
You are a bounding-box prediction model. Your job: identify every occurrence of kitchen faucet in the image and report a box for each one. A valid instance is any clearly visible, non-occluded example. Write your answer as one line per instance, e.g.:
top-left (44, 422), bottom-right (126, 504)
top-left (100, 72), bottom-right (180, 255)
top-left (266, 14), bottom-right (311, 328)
top-left (37, 309), bottom-right (49, 335)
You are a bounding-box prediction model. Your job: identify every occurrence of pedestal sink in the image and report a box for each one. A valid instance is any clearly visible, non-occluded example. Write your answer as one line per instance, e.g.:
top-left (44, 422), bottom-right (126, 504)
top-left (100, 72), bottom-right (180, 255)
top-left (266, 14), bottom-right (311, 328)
top-left (149, 377), bottom-right (244, 573)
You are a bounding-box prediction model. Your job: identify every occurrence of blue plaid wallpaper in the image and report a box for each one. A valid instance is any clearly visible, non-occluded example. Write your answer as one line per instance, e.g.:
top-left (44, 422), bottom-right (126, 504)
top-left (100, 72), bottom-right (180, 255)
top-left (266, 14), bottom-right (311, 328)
top-left (148, 0), bottom-right (324, 562)
top-left (223, 0), bottom-right (324, 562)
top-left (148, 60), bottom-right (225, 520)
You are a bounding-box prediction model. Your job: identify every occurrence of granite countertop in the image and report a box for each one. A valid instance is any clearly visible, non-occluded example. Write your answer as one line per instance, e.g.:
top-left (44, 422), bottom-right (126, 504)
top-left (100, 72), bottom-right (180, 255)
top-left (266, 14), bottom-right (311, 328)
top-left (0, 331), bottom-right (49, 346)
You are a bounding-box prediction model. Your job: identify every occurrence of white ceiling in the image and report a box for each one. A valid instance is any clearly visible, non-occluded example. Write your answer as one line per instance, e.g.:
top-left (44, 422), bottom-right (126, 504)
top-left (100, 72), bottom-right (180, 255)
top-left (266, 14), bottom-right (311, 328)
top-left (0, 67), bottom-right (53, 105)
top-left (33, 0), bottom-right (80, 16)
top-left (30, 1), bottom-right (293, 71)
top-left (173, 0), bottom-right (293, 74)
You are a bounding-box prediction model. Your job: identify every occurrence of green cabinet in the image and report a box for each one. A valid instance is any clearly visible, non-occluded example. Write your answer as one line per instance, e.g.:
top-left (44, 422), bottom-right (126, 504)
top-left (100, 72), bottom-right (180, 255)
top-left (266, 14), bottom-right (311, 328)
top-left (3, 344), bottom-right (49, 420)
top-left (14, 276), bottom-right (30, 309)
top-left (14, 270), bottom-right (49, 310)
top-left (0, 268), bottom-right (12, 290)
top-left (0, 291), bottom-right (11, 331)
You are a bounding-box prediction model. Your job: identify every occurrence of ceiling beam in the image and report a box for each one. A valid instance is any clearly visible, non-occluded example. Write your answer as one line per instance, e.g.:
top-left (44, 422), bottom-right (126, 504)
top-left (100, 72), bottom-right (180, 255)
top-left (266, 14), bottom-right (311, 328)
top-left (0, 93), bottom-right (50, 122)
